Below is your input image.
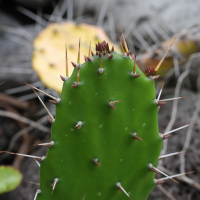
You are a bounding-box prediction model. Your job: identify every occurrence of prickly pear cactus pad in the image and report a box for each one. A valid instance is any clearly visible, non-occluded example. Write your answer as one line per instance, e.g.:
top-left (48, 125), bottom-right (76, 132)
top-left (32, 22), bottom-right (120, 93)
top-left (34, 36), bottom-right (165, 200)
top-left (1, 30), bottom-right (192, 200)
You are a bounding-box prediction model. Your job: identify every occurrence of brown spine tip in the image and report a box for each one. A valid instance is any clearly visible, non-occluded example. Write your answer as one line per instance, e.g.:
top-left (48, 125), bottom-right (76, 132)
top-left (71, 62), bottom-right (77, 68)
top-left (163, 134), bottom-right (172, 140)
top-left (155, 180), bottom-right (165, 185)
top-left (60, 75), bottom-right (66, 81)
top-left (84, 55), bottom-right (87, 61)
top-left (112, 46), bottom-right (114, 52)
top-left (134, 74), bottom-right (141, 78)
top-left (110, 100), bottom-right (124, 109)
top-left (99, 53), bottom-right (102, 57)
top-left (132, 132), bottom-right (143, 142)
top-left (49, 100), bottom-right (58, 105)
top-left (94, 158), bottom-right (101, 166)
top-left (87, 57), bottom-right (91, 61)
top-left (109, 54), bottom-right (113, 59)
top-left (157, 102), bottom-right (167, 106)
top-left (71, 83), bottom-right (79, 88)
top-left (110, 102), bottom-right (116, 109)
top-left (127, 49), bottom-right (131, 56)
top-left (149, 163), bottom-right (160, 175)
top-left (75, 121), bottom-right (82, 129)
top-left (91, 51), bottom-right (94, 56)
top-left (47, 116), bottom-right (53, 124)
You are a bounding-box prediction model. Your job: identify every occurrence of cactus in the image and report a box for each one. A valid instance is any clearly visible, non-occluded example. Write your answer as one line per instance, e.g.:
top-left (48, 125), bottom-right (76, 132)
top-left (0, 28), bottom-right (194, 200)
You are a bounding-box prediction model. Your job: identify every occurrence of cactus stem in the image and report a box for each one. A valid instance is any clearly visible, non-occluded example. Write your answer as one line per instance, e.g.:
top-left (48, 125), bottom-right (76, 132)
top-left (149, 164), bottom-right (179, 184)
top-left (162, 122), bottom-right (196, 136)
top-left (155, 36), bottom-right (177, 72)
top-left (33, 89), bottom-right (55, 122)
top-left (88, 41), bottom-right (91, 58)
top-left (119, 24), bottom-right (128, 53)
top-left (117, 34), bottom-right (126, 56)
top-left (34, 141), bottom-right (55, 148)
top-left (154, 179), bottom-right (165, 185)
top-left (159, 151), bottom-right (186, 160)
top-left (157, 171), bottom-right (195, 182)
top-left (65, 44), bottom-right (68, 77)
top-left (94, 158), bottom-right (101, 166)
top-left (99, 58), bottom-right (104, 74)
top-left (25, 83), bottom-right (60, 102)
top-left (75, 121), bottom-right (83, 129)
top-left (158, 96), bottom-right (188, 102)
top-left (110, 100), bottom-right (124, 109)
top-left (51, 178), bottom-right (59, 194)
top-left (116, 182), bottom-right (132, 199)
top-left (157, 83), bottom-right (165, 101)
top-left (0, 151), bottom-right (46, 162)
top-left (132, 132), bottom-right (143, 142)
top-left (34, 158), bottom-right (41, 167)
top-left (33, 189), bottom-right (41, 200)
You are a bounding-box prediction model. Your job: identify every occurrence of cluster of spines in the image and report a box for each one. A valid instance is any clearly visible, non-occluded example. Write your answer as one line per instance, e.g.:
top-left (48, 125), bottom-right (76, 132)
top-left (0, 29), bottom-right (195, 200)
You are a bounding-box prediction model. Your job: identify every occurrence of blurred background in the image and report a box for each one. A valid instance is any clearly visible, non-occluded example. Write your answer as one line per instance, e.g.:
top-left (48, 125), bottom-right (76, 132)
top-left (0, 0), bottom-right (200, 199)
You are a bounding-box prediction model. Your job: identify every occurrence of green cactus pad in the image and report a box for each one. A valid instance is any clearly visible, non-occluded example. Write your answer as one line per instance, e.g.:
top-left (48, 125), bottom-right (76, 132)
top-left (38, 43), bottom-right (162, 200)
